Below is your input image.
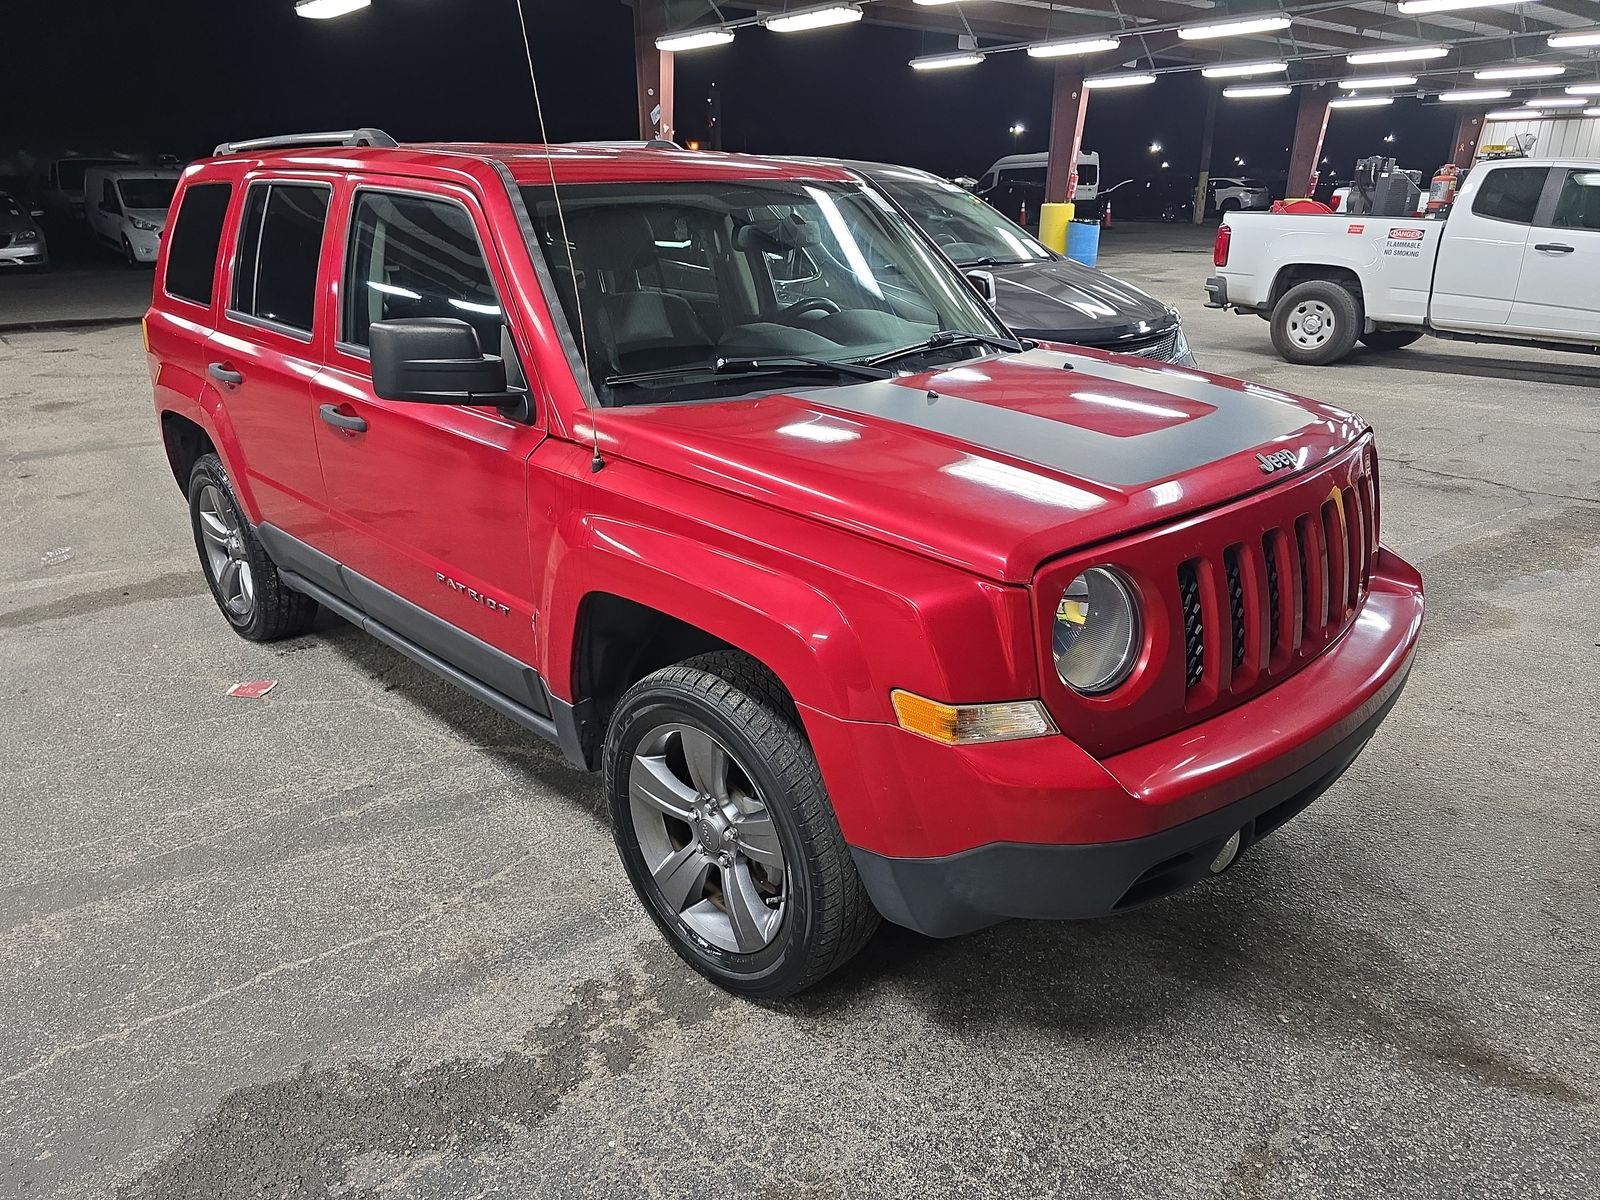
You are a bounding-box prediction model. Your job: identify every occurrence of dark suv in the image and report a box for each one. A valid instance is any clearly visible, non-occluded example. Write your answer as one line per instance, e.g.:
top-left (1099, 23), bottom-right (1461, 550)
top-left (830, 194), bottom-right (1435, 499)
top-left (146, 130), bottom-right (1422, 998)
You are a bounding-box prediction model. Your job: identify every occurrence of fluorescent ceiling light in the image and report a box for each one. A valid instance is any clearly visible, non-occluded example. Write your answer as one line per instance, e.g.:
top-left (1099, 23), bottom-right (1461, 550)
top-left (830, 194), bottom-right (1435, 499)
top-left (910, 51), bottom-right (984, 70)
top-left (1224, 84), bottom-right (1292, 98)
top-left (1348, 45), bottom-right (1449, 65)
top-left (1202, 61), bottom-right (1287, 78)
top-left (1330, 95), bottom-right (1395, 108)
top-left (763, 4), bottom-right (862, 33)
top-left (1027, 36), bottom-right (1121, 58)
top-left (1085, 72), bottom-right (1158, 89)
top-left (1587, 108), bottom-right (1600, 117)
top-left (1527, 96), bottom-right (1587, 108)
top-left (294, 0), bottom-right (370, 17)
top-left (1549, 29), bottom-right (1600, 49)
top-left (1178, 15), bottom-right (1292, 41)
top-left (1565, 83), bottom-right (1600, 95)
top-left (1399, 0), bottom-right (1531, 12)
top-left (1485, 108), bottom-right (1541, 119)
top-left (1437, 88), bottom-right (1511, 101)
top-left (911, 0), bottom-right (962, 4)
top-left (656, 27), bottom-right (736, 51)
top-left (1475, 64), bottom-right (1564, 80)
top-left (1341, 74), bottom-right (1418, 89)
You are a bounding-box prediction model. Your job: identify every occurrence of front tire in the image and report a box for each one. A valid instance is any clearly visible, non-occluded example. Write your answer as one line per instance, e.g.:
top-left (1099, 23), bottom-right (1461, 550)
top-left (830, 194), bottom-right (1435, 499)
top-left (604, 651), bottom-right (879, 999)
top-left (123, 237), bottom-right (137, 268)
top-left (187, 453), bottom-right (317, 641)
top-left (1271, 280), bottom-right (1361, 365)
top-left (1360, 329), bottom-right (1423, 352)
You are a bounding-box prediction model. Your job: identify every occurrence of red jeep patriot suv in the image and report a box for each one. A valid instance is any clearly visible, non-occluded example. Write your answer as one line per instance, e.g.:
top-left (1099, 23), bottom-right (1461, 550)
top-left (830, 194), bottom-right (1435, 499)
top-left (146, 130), bottom-right (1423, 998)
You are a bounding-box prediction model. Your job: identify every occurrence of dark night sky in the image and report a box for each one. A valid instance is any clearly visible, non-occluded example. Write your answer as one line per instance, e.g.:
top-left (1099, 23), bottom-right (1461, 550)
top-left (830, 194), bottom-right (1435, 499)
top-left (4, 0), bottom-right (1458, 192)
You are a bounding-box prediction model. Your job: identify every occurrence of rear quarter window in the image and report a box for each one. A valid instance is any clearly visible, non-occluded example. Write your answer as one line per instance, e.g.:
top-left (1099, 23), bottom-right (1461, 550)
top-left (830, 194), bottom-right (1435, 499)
top-left (163, 182), bottom-right (233, 306)
top-left (1471, 167), bottom-right (1548, 225)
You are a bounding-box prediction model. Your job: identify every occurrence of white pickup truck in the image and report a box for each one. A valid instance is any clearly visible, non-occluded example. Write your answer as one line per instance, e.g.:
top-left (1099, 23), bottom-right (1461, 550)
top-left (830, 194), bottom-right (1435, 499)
top-left (1206, 158), bottom-right (1600, 365)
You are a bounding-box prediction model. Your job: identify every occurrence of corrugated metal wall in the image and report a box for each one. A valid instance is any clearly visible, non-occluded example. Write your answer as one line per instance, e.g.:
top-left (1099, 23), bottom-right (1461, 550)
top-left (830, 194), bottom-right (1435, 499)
top-left (1480, 118), bottom-right (1600, 160)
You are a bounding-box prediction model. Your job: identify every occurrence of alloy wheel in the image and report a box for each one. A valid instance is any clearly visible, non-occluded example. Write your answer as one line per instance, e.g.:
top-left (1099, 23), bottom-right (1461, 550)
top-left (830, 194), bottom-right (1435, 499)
top-left (627, 723), bottom-right (788, 954)
top-left (196, 484), bottom-right (255, 620)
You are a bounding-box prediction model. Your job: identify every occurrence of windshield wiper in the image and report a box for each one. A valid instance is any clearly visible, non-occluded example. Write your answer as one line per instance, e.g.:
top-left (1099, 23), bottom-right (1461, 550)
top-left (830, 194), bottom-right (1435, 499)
top-left (605, 355), bottom-right (891, 388)
top-left (865, 329), bottom-right (1027, 368)
top-left (954, 256), bottom-right (1029, 268)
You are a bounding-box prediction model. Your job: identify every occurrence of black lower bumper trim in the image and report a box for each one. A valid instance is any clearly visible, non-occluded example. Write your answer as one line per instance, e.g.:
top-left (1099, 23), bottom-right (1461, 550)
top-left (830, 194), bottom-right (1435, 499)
top-left (851, 673), bottom-right (1408, 938)
top-left (1204, 275), bottom-right (1228, 309)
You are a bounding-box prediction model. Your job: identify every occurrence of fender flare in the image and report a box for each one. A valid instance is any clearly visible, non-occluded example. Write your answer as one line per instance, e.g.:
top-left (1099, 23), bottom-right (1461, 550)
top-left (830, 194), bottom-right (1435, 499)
top-left (157, 380), bottom-right (262, 522)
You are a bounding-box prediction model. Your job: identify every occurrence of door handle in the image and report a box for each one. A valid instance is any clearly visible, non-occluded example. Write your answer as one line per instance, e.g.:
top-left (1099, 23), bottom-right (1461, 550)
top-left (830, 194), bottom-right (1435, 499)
top-left (319, 404), bottom-right (368, 434)
top-left (207, 362), bottom-right (243, 387)
top-left (1533, 243), bottom-right (1575, 254)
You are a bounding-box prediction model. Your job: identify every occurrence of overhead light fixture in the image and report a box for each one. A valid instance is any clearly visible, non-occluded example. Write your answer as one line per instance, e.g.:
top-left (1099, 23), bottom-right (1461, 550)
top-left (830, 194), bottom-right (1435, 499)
top-left (911, 0), bottom-right (965, 4)
top-left (1340, 74), bottom-right (1418, 89)
top-left (1565, 83), bottom-right (1600, 95)
top-left (1549, 29), bottom-right (1600, 49)
top-left (294, 0), bottom-right (370, 16)
top-left (762, 4), bottom-right (862, 33)
top-left (1398, 0), bottom-right (1531, 13)
top-left (1026, 36), bottom-right (1121, 58)
top-left (1224, 84), bottom-right (1292, 98)
top-left (910, 51), bottom-right (984, 70)
top-left (1085, 72), bottom-right (1158, 89)
top-left (1475, 64), bottom-right (1565, 80)
top-left (1527, 95), bottom-right (1587, 108)
top-left (1437, 88), bottom-right (1511, 101)
top-left (1347, 45), bottom-right (1449, 65)
top-left (1485, 108), bottom-right (1541, 119)
top-left (1202, 61), bottom-right (1288, 78)
top-left (1330, 95), bottom-right (1395, 108)
top-left (656, 27), bottom-right (736, 51)
top-left (1178, 15), bottom-right (1292, 41)
top-left (1587, 107), bottom-right (1600, 117)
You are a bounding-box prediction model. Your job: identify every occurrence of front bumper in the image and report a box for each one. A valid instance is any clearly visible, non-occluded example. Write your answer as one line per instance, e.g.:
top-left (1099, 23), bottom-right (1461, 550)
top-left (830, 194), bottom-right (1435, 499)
top-left (803, 549), bottom-right (1423, 936)
top-left (126, 227), bottom-right (162, 262)
top-left (0, 240), bottom-right (48, 268)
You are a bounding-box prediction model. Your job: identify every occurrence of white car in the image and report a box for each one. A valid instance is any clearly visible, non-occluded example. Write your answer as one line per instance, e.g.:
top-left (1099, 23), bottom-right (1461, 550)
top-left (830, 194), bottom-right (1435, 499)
top-left (0, 191), bottom-right (48, 269)
top-left (83, 166), bottom-right (180, 266)
top-left (1205, 158), bottom-right (1600, 364)
top-left (973, 150), bottom-right (1103, 223)
top-left (1209, 177), bottom-right (1272, 214)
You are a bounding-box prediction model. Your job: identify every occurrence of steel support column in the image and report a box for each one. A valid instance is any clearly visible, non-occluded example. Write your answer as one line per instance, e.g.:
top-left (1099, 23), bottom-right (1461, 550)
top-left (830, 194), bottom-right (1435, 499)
top-left (1287, 84), bottom-right (1335, 198)
top-left (1045, 63), bottom-right (1089, 205)
top-left (633, 0), bottom-right (675, 142)
top-left (1450, 109), bottom-right (1486, 168)
top-left (1193, 83), bottom-right (1219, 224)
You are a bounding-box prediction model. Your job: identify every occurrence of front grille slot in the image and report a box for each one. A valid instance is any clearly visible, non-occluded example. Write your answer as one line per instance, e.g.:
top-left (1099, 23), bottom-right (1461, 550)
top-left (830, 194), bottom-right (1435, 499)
top-left (1178, 561), bottom-right (1205, 689)
top-left (1262, 533), bottom-right (1284, 655)
top-left (1224, 546), bottom-right (1247, 669)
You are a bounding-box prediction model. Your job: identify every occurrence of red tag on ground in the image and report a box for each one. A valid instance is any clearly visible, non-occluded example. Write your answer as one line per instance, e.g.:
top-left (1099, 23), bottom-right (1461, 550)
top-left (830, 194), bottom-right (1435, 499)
top-left (227, 680), bottom-right (278, 699)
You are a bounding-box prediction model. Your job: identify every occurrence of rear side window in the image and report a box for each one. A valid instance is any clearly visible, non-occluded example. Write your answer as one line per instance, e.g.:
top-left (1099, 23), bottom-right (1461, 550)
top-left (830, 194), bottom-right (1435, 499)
top-left (1471, 167), bottom-right (1548, 225)
top-left (164, 182), bottom-right (232, 306)
top-left (232, 182), bottom-right (331, 334)
top-left (343, 191), bottom-right (504, 353)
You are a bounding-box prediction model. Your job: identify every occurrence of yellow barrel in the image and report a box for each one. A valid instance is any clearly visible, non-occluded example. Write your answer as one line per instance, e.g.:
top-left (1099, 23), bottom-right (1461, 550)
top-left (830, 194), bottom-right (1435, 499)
top-left (1039, 202), bottom-right (1074, 253)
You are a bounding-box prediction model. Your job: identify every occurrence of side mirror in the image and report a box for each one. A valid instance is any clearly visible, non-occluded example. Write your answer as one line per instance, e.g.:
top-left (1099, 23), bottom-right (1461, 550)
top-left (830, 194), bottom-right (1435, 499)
top-left (370, 318), bottom-right (520, 408)
top-left (963, 269), bottom-right (997, 306)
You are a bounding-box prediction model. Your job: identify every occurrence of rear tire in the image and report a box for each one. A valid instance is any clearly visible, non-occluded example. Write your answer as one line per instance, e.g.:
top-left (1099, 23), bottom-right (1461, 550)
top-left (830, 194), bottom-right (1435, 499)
top-left (1271, 280), bottom-right (1361, 366)
top-left (1359, 329), bottom-right (1423, 352)
top-left (187, 453), bottom-right (318, 642)
top-left (604, 650), bottom-right (879, 999)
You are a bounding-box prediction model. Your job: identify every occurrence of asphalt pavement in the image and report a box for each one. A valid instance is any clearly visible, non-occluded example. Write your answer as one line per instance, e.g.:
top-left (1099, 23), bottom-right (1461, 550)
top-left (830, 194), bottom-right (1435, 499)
top-left (0, 223), bottom-right (1595, 1199)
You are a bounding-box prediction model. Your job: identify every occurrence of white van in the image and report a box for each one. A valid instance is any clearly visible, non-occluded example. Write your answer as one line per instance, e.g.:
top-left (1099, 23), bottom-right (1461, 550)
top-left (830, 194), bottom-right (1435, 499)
top-left (973, 151), bottom-right (1101, 227)
top-left (83, 166), bottom-right (180, 266)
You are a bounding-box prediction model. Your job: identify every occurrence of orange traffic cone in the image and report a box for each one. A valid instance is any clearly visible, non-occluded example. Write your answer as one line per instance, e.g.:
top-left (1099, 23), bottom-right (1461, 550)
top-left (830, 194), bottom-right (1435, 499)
top-left (1101, 202), bottom-right (1113, 230)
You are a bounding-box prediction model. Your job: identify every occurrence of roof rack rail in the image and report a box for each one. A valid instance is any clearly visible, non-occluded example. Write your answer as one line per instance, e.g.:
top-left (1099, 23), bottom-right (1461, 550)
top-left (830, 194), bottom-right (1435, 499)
top-left (212, 128), bottom-right (398, 157)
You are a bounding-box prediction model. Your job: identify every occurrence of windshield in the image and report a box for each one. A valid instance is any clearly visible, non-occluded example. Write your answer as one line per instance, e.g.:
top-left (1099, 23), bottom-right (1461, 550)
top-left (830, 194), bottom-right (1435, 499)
top-left (117, 178), bottom-right (177, 211)
top-left (873, 174), bottom-right (1052, 267)
top-left (521, 179), bottom-right (1011, 405)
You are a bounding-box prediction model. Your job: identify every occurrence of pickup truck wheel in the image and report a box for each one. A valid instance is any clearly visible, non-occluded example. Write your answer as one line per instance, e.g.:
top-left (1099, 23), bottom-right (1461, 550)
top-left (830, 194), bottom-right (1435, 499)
top-left (1271, 281), bottom-right (1360, 365)
top-left (187, 453), bottom-right (318, 641)
top-left (1359, 329), bottom-right (1423, 352)
top-left (605, 651), bottom-right (879, 999)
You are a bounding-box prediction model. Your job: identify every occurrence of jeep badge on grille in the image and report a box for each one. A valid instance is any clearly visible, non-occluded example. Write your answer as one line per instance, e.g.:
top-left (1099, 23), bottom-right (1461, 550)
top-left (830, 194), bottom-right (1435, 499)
top-left (1257, 448), bottom-right (1298, 474)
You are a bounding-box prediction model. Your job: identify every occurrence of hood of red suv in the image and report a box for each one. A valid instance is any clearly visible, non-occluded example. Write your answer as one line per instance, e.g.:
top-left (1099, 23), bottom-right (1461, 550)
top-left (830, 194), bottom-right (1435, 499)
top-left (590, 346), bottom-right (1366, 583)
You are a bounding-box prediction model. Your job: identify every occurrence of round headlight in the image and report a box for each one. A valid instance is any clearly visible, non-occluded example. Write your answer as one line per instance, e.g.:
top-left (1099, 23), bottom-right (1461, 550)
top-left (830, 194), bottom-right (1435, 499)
top-left (1053, 567), bottom-right (1141, 694)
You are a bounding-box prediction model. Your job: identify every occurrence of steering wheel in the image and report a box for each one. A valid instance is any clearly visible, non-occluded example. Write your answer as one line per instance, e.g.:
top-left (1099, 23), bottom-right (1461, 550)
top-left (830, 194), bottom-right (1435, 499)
top-left (774, 296), bottom-right (841, 322)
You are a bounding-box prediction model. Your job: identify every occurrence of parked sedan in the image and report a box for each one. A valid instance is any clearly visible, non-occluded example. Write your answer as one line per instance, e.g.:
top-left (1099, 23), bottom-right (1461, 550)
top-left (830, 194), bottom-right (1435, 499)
top-left (840, 161), bottom-right (1196, 366)
top-left (0, 191), bottom-right (48, 269)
